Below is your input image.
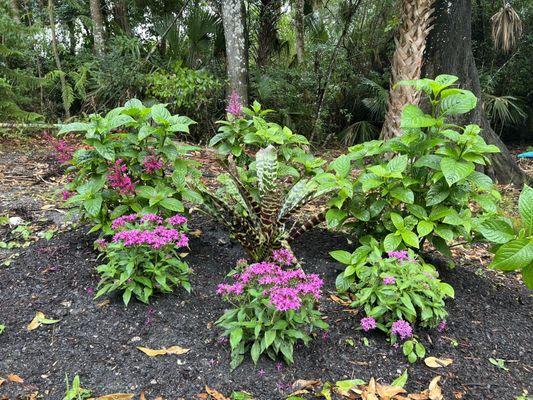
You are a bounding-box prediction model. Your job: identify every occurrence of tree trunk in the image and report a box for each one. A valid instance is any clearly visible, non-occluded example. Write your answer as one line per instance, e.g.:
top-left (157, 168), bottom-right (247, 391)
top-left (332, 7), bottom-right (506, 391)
top-left (424, 0), bottom-right (526, 186)
top-left (47, 0), bottom-right (70, 118)
top-left (256, 0), bottom-right (281, 66)
top-left (380, 0), bottom-right (435, 140)
top-left (67, 20), bottom-right (76, 55)
top-left (221, 0), bottom-right (249, 105)
top-left (10, 0), bottom-right (20, 23)
top-left (294, 0), bottom-right (305, 63)
top-left (113, 0), bottom-right (130, 35)
top-left (89, 0), bottom-right (105, 56)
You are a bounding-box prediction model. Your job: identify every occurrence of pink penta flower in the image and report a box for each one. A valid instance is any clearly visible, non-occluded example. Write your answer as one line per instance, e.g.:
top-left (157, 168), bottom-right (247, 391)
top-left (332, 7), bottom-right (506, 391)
top-left (272, 249), bottom-right (296, 266)
top-left (360, 317), bottom-right (377, 331)
top-left (391, 320), bottom-right (413, 340)
top-left (383, 276), bottom-right (396, 285)
top-left (167, 215), bottom-right (188, 226)
top-left (387, 250), bottom-right (409, 260)
top-left (437, 320), bottom-right (447, 332)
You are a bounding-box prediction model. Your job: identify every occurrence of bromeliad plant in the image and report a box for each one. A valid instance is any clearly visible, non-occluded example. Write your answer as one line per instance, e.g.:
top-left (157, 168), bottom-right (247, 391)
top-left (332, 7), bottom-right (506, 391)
top-left (216, 252), bottom-right (328, 369)
top-left (60, 100), bottom-right (202, 235)
top-left (332, 241), bottom-right (453, 362)
top-left (200, 145), bottom-right (332, 262)
top-left (95, 213), bottom-right (191, 305)
top-left (477, 185), bottom-right (533, 289)
top-left (322, 75), bottom-right (501, 260)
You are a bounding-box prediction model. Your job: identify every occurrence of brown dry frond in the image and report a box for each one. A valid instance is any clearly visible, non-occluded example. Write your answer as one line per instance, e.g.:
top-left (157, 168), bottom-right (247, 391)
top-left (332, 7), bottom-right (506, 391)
top-left (491, 2), bottom-right (523, 53)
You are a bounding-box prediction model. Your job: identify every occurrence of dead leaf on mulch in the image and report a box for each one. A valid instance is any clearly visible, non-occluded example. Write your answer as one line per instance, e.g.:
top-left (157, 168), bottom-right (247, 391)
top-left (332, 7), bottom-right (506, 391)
top-left (329, 294), bottom-right (351, 306)
top-left (204, 386), bottom-right (230, 400)
top-left (27, 311), bottom-right (60, 331)
top-left (190, 229), bottom-right (203, 238)
top-left (96, 299), bottom-right (111, 308)
top-left (428, 376), bottom-right (443, 400)
top-left (137, 345), bottom-right (189, 357)
top-left (7, 374), bottom-right (24, 383)
top-left (424, 357), bottom-right (453, 368)
top-left (89, 394), bottom-right (135, 400)
top-left (292, 379), bottom-right (322, 391)
top-left (0, 377), bottom-right (5, 387)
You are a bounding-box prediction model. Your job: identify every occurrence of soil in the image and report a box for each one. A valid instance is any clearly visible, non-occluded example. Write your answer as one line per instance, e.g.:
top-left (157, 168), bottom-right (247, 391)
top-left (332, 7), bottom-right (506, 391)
top-left (0, 215), bottom-right (532, 400)
top-left (1, 136), bottom-right (532, 400)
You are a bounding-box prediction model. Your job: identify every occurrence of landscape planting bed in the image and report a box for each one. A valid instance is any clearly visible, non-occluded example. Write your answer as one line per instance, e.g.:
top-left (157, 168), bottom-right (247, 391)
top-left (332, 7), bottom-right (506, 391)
top-left (0, 215), bottom-right (532, 399)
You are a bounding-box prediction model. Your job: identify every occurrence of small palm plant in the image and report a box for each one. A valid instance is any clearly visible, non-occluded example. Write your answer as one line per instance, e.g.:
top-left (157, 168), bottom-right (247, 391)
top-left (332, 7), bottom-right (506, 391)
top-left (200, 145), bottom-right (331, 261)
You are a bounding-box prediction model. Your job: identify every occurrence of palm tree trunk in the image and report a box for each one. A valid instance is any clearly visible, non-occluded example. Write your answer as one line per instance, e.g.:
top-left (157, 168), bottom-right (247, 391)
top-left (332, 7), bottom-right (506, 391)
top-left (380, 0), bottom-right (435, 140)
top-left (89, 0), bottom-right (105, 56)
top-left (294, 0), bottom-right (305, 63)
top-left (47, 0), bottom-right (70, 118)
top-left (256, 0), bottom-right (281, 66)
top-left (113, 0), bottom-right (130, 35)
top-left (424, 0), bottom-right (526, 185)
top-left (221, 0), bottom-right (249, 105)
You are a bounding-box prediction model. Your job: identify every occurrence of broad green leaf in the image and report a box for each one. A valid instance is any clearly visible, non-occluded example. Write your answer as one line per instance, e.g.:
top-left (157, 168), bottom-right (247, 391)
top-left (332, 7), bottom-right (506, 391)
top-left (401, 230), bottom-right (420, 248)
top-left (93, 142), bottom-right (115, 161)
top-left (390, 213), bottom-right (404, 230)
top-left (160, 198), bottom-right (184, 212)
top-left (326, 208), bottom-right (347, 229)
top-left (390, 187), bottom-right (414, 204)
top-left (426, 183), bottom-right (450, 206)
top-left (478, 219), bottom-right (515, 244)
top-left (329, 155), bottom-right (351, 177)
top-left (417, 220), bottom-right (434, 237)
top-left (230, 328), bottom-right (243, 350)
top-left (522, 263), bottom-right (533, 289)
top-left (138, 125), bottom-right (157, 140)
top-left (251, 341), bottom-right (261, 364)
top-left (401, 105), bottom-right (437, 129)
top-left (264, 330), bottom-right (276, 347)
top-left (84, 197), bottom-right (102, 217)
top-left (330, 250), bottom-right (352, 265)
top-left (518, 185), bottom-right (533, 232)
top-left (391, 370), bottom-right (408, 388)
top-left (439, 89), bottom-right (477, 115)
top-left (387, 155), bottom-right (408, 173)
top-left (440, 157), bottom-right (475, 186)
top-left (491, 239), bottom-right (533, 271)
top-left (383, 233), bottom-right (402, 252)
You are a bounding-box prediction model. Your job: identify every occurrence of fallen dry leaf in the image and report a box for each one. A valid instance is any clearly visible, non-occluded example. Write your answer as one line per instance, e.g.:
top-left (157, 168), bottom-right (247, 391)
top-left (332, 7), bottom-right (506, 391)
top-left (408, 392), bottom-right (429, 400)
top-left (0, 378), bottom-right (5, 387)
top-left (424, 357), bottom-right (453, 368)
top-left (7, 374), bottom-right (24, 383)
top-left (376, 382), bottom-right (407, 397)
top-left (137, 345), bottom-right (189, 357)
top-left (205, 386), bottom-right (229, 400)
top-left (453, 391), bottom-right (464, 399)
top-left (330, 294), bottom-right (351, 306)
top-left (27, 311), bottom-right (60, 331)
top-left (292, 379), bottom-right (321, 391)
top-left (96, 299), bottom-right (111, 308)
top-left (91, 394), bottom-right (135, 400)
top-left (140, 392), bottom-right (146, 400)
top-left (190, 229), bottom-right (203, 238)
top-left (196, 394), bottom-right (209, 400)
top-left (428, 376), bottom-right (443, 400)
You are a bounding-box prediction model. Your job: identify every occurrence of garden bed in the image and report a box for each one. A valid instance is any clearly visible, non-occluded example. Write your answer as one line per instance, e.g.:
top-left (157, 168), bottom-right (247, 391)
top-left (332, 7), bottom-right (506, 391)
top-left (0, 216), bottom-right (531, 399)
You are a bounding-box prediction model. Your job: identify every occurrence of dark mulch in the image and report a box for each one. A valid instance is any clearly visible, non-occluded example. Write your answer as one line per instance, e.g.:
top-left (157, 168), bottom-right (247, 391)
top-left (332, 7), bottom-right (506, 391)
top-left (0, 216), bottom-right (532, 400)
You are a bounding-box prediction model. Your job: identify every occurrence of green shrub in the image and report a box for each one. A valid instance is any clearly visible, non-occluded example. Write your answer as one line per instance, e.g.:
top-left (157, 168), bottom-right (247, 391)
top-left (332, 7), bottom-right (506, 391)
top-left (322, 75), bottom-right (501, 263)
top-left (146, 62), bottom-right (222, 112)
top-left (331, 242), bottom-right (453, 329)
top-left (60, 100), bottom-right (202, 235)
top-left (477, 185), bottom-right (533, 289)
